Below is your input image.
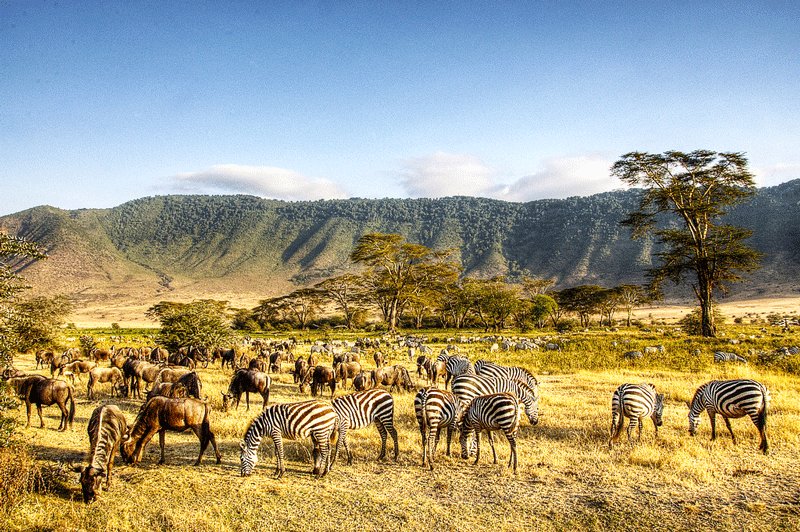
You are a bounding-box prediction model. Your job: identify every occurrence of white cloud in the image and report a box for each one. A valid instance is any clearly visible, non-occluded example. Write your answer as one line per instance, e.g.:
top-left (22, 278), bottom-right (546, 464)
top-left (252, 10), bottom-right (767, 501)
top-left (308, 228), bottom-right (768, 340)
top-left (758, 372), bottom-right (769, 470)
top-left (498, 154), bottom-right (618, 202)
top-left (170, 164), bottom-right (348, 201)
top-left (754, 163), bottom-right (800, 187)
top-left (399, 152), bottom-right (498, 198)
top-left (396, 152), bottom-right (618, 202)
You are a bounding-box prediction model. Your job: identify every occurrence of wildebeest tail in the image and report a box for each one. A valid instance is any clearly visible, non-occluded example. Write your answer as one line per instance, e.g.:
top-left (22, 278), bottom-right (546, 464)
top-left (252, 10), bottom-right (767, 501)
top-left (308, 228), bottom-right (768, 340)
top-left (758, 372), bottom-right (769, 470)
top-left (68, 385), bottom-right (76, 427)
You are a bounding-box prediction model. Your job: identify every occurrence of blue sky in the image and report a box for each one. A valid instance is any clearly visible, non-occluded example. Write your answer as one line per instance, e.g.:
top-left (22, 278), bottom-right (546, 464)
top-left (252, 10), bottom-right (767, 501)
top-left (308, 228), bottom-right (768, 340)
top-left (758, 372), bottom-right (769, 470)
top-left (1, 1), bottom-right (798, 216)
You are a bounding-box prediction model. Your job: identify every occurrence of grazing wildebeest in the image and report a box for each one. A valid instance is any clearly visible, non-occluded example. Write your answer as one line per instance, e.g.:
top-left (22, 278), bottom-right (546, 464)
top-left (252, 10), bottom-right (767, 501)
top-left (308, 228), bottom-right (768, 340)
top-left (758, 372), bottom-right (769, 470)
top-left (213, 347), bottom-right (236, 370)
top-left (373, 351), bottom-right (385, 368)
top-left (123, 359), bottom-right (163, 399)
top-left (35, 349), bottom-right (54, 370)
top-left (87, 367), bottom-right (127, 400)
top-left (416, 355), bottom-right (435, 384)
top-left (149, 371), bottom-right (202, 400)
top-left (58, 359), bottom-right (97, 384)
top-left (120, 396), bottom-right (221, 466)
top-left (370, 365), bottom-right (414, 393)
top-left (149, 347), bottom-right (169, 364)
top-left (50, 352), bottom-right (74, 376)
top-left (7, 374), bottom-right (75, 431)
top-left (90, 347), bottom-right (113, 365)
top-left (353, 371), bottom-right (369, 391)
top-left (249, 357), bottom-right (268, 373)
top-left (293, 357), bottom-right (309, 385)
top-left (221, 369), bottom-right (271, 411)
top-left (80, 404), bottom-right (128, 503)
top-left (154, 366), bottom-right (192, 385)
top-left (147, 382), bottom-right (189, 400)
top-left (309, 365), bottom-right (337, 399)
top-left (335, 361), bottom-right (362, 390)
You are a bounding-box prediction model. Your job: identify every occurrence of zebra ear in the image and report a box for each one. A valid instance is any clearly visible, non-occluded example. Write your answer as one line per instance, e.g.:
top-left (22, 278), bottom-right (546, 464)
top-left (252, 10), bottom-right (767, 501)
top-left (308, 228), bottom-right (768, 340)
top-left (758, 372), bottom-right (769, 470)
top-left (684, 401), bottom-right (691, 409)
top-left (239, 441), bottom-right (245, 451)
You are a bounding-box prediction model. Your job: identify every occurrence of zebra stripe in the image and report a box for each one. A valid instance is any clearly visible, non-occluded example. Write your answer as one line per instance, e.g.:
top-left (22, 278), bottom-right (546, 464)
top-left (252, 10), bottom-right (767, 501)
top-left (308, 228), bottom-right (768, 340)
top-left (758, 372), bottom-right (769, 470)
top-left (608, 383), bottom-right (664, 448)
top-left (458, 392), bottom-right (522, 473)
top-left (452, 374), bottom-right (539, 425)
top-left (239, 400), bottom-right (338, 478)
top-left (414, 387), bottom-right (461, 470)
top-left (331, 388), bottom-right (398, 465)
top-left (688, 379), bottom-right (769, 454)
top-left (713, 351), bottom-right (747, 363)
top-left (444, 355), bottom-right (475, 388)
top-left (474, 360), bottom-right (539, 392)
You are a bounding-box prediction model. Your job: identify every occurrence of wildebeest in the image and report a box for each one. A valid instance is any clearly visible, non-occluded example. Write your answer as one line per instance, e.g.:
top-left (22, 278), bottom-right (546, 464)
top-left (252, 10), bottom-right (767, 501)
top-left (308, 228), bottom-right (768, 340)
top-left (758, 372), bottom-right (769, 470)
top-left (120, 396), bottom-right (221, 466)
top-left (7, 374), bottom-right (75, 431)
top-left (293, 357), bottom-right (309, 385)
top-left (79, 404), bottom-right (128, 503)
top-left (309, 365), bottom-right (337, 399)
top-left (58, 359), bottom-right (97, 384)
top-left (148, 371), bottom-right (202, 400)
top-left (249, 357), bottom-right (268, 373)
top-left (87, 367), bottom-right (127, 400)
top-left (90, 347), bottom-right (113, 365)
top-left (122, 359), bottom-right (164, 399)
top-left (212, 347), bottom-right (236, 370)
top-left (335, 361), bottom-right (362, 390)
top-left (370, 365), bottom-right (414, 393)
top-left (373, 351), bottom-right (385, 368)
top-left (416, 355), bottom-right (436, 384)
top-left (221, 369), bottom-right (271, 411)
top-left (353, 371), bottom-right (369, 391)
top-left (35, 349), bottom-right (54, 370)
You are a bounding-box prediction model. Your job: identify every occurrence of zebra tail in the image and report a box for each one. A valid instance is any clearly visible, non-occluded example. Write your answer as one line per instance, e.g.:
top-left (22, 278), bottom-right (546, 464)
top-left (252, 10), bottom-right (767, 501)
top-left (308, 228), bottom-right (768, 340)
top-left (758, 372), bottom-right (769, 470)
top-left (758, 386), bottom-right (769, 430)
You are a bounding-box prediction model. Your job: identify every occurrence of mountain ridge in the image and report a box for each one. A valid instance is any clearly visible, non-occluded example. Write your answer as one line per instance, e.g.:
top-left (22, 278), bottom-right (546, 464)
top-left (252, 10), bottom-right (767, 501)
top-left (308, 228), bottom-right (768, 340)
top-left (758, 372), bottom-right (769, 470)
top-left (2, 181), bottom-right (799, 313)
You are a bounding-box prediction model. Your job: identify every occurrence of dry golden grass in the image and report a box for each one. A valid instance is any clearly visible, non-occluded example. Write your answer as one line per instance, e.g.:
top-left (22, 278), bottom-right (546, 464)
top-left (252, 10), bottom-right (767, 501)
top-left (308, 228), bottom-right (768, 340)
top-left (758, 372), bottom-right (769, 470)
top-left (3, 333), bottom-right (800, 531)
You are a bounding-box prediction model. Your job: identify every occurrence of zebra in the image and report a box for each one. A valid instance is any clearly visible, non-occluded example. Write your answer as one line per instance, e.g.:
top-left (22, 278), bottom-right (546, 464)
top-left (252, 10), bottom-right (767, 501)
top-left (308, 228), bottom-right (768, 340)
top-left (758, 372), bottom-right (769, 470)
top-left (414, 387), bottom-right (462, 470)
top-left (442, 354), bottom-right (475, 388)
top-left (458, 392), bottom-right (523, 474)
top-left (608, 383), bottom-right (664, 448)
top-left (330, 389), bottom-right (398, 466)
top-left (452, 374), bottom-right (539, 425)
top-left (688, 379), bottom-right (769, 454)
top-left (714, 351), bottom-right (747, 364)
top-left (239, 400), bottom-right (338, 478)
top-left (474, 360), bottom-right (539, 391)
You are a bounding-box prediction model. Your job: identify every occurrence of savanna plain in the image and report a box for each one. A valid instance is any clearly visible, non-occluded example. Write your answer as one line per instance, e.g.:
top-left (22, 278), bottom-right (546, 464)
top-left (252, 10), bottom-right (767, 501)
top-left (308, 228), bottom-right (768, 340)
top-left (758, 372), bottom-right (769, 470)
top-left (3, 319), bottom-right (800, 532)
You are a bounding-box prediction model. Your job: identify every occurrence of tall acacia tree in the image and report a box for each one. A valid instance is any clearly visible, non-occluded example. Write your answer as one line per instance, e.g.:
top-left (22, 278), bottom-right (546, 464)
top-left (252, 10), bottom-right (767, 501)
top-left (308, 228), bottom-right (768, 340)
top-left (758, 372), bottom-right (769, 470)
top-left (350, 233), bottom-right (460, 332)
top-left (612, 150), bottom-right (762, 337)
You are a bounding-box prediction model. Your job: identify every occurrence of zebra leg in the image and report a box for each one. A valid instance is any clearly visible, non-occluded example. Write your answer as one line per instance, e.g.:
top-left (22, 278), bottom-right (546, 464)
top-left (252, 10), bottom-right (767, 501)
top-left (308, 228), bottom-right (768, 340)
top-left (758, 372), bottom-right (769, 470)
top-left (626, 416), bottom-right (637, 442)
top-left (609, 411), bottom-right (624, 448)
top-left (722, 417), bottom-right (737, 445)
top-left (271, 430), bottom-right (285, 479)
top-left (420, 425), bottom-right (428, 467)
top-left (757, 407), bottom-right (769, 454)
top-left (709, 412), bottom-right (717, 441)
top-left (487, 431), bottom-right (497, 464)
top-left (506, 432), bottom-right (517, 474)
top-left (473, 430), bottom-right (481, 465)
top-left (376, 420), bottom-right (388, 461)
top-left (317, 434), bottom-right (331, 478)
top-left (637, 418), bottom-right (644, 442)
top-left (445, 426), bottom-right (453, 457)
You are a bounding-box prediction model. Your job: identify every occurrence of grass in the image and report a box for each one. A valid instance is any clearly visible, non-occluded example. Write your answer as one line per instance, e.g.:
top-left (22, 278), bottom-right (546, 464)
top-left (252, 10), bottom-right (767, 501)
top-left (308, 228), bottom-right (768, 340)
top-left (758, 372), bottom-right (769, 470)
top-left (3, 326), bottom-right (800, 531)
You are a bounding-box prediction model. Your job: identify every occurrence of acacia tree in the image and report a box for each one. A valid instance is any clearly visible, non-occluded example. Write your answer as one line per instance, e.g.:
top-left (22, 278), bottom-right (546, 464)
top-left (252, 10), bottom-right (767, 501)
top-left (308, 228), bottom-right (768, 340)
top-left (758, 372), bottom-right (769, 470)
top-left (0, 233), bottom-right (47, 367)
top-left (613, 150), bottom-right (762, 337)
top-left (350, 233), bottom-right (460, 332)
top-left (147, 300), bottom-right (234, 351)
top-left (466, 277), bottom-right (521, 332)
top-left (617, 284), bottom-right (649, 326)
top-left (315, 274), bottom-right (367, 330)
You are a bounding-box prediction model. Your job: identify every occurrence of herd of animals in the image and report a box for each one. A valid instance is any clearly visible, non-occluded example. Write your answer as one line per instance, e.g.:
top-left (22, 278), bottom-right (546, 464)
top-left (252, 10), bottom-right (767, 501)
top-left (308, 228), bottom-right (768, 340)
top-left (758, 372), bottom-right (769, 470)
top-left (0, 336), bottom-right (772, 505)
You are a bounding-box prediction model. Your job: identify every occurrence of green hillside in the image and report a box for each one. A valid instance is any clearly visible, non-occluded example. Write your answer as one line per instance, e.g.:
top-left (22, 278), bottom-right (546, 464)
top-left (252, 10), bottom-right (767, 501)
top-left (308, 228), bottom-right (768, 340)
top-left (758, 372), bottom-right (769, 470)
top-left (2, 181), bottom-right (799, 307)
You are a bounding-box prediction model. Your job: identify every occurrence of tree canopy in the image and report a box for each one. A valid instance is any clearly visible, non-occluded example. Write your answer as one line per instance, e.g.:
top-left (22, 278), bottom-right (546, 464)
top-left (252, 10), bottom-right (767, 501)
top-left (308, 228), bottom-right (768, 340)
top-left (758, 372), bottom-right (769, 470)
top-left (613, 150), bottom-right (762, 336)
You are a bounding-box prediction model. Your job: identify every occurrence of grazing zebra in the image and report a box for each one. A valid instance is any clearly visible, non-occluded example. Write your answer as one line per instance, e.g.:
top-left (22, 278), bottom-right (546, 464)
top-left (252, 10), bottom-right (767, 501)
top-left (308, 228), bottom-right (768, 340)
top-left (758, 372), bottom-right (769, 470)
top-left (414, 387), bottom-right (462, 470)
top-left (330, 389), bottom-right (398, 466)
top-left (452, 374), bottom-right (539, 425)
top-left (714, 351), bottom-right (748, 364)
top-left (239, 400), bottom-right (338, 478)
top-left (688, 379), bottom-right (769, 454)
top-left (442, 354), bottom-right (475, 388)
top-left (608, 383), bottom-right (664, 448)
top-left (474, 360), bottom-right (539, 391)
top-left (458, 392), bottom-right (523, 474)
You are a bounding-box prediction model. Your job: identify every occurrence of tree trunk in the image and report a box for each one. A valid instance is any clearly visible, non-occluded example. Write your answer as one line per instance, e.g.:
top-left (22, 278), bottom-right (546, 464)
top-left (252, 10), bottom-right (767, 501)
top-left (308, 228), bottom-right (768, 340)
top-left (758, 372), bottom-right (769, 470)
top-left (696, 278), bottom-right (716, 337)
